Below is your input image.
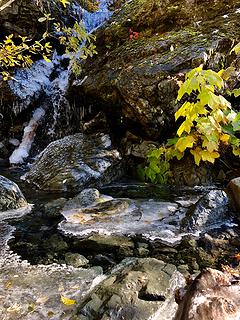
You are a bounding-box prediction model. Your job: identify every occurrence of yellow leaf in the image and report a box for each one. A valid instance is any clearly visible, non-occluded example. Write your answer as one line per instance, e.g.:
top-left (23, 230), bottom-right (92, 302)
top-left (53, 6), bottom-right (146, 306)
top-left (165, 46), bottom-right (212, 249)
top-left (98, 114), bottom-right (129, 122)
top-left (200, 150), bottom-right (220, 163)
top-left (190, 147), bottom-right (202, 166)
top-left (175, 135), bottom-right (195, 152)
top-left (60, 295), bottom-right (76, 306)
top-left (177, 119), bottom-right (193, 136)
top-left (232, 146), bottom-right (240, 157)
top-left (175, 102), bottom-right (193, 120)
top-left (202, 137), bottom-right (219, 152)
top-left (218, 67), bottom-right (236, 80)
top-left (220, 134), bottom-right (230, 144)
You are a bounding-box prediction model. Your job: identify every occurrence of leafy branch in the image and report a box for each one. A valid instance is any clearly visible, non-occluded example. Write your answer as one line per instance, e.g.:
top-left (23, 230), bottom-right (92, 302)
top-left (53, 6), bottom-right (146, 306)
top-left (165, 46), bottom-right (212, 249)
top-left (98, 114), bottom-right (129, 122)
top-left (141, 44), bottom-right (240, 184)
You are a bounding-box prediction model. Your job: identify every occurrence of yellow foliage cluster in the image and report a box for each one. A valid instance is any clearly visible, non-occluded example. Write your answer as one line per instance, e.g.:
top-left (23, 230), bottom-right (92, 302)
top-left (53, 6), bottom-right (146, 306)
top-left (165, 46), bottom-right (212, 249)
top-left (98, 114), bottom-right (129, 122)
top-left (142, 44), bottom-right (240, 184)
top-left (0, 0), bottom-right (98, 80)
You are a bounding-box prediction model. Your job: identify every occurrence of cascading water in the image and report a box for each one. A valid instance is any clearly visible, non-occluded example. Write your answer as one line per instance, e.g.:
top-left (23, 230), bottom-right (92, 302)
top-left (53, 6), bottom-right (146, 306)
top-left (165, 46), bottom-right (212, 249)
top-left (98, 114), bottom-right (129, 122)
top-left (8, 0), bottom-right (113, 165)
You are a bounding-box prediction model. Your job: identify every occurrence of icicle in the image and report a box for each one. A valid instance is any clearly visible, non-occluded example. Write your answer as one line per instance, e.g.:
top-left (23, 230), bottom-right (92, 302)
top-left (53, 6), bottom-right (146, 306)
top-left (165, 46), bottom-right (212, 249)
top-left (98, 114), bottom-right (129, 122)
top-left (9, 107), bottom-right (45, 165)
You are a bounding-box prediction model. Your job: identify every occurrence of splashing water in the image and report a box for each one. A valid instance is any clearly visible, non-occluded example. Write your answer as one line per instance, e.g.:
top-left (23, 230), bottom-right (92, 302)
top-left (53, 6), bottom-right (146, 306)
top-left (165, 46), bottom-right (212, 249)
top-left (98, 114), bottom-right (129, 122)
top-left (9, 1), bottom-right (113, 165)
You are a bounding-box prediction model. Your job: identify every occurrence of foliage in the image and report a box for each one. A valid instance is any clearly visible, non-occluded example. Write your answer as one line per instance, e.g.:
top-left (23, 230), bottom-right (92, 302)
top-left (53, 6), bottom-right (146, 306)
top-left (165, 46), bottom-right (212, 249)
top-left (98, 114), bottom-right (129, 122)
top-left (142, 55), bottom-right (240, 184)
top-left (0, 34), bottom-right (52, 80)
top-left (0, 0), bottom-right (98, 80)
top-left (138, 146), bottom-right (172, 184)
top-left (54, 20), bottom-right (96, 76)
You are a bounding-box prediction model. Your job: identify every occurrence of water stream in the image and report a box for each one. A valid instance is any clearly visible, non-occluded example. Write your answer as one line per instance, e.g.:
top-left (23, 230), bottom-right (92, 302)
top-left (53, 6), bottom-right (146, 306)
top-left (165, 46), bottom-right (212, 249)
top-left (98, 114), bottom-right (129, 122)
top-left (1, 1), bottom-right (240, 319)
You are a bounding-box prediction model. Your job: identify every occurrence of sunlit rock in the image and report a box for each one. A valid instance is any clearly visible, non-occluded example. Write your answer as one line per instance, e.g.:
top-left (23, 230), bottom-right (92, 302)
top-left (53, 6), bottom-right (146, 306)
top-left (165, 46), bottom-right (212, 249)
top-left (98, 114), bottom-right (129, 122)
top-left (0, 252), bottom-right (103, 320)
top-left (74, 258), bottom-right (186, 320)
top-left (175, 268), bottom-right (240, 320)
top-left (0, 175), bottom-right (28, 212)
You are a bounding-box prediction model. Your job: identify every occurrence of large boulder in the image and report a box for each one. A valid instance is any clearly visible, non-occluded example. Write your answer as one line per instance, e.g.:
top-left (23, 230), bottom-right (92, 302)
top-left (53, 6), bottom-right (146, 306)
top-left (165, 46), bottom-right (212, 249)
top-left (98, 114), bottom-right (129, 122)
top-left (74, 258), bottom-right (186, 320)
top-left (175, 268), bottom-right (240, 320)
top-left (23, 133), bottom-right (123, 192)
top-left (0, 175), bottom-right (27, 211)
top-left (181, 190), bottom-right (230, 232)
top-left (70, 0), bottom-right (240, 140)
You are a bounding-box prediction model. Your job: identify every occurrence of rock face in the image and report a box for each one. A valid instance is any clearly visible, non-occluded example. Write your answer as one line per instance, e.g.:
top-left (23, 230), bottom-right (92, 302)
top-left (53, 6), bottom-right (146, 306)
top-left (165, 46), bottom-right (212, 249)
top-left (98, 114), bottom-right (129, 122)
top-left (0, 0), bottom-right (83, 37)
top-left (0, 175), bottom-right (27, 211)
top-left (175, 268), bottom-right (240, 320)
top-left (181, 190), bottom-right (230, 232)
top-left (23, 133), bottom-right (123, 192)
top-left (70, 0), bottom-right (240, 140)
top-left (75, 258), bottom-right (185, 320)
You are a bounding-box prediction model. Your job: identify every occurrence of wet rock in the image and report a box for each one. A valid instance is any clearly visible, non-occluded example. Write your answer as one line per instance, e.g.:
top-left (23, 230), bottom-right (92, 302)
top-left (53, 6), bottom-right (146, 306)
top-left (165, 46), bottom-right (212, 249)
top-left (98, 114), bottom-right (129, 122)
top-left (181, 190), bottom-right (230, 232)
top-left (227, 177), bottom-right (240, 211)
top-left (0, 251), bottom-right (103, 320)
top-left (130, 140), bottom-right (158, 158)
top-left (171, 157), bottom-right (214, 186)
top-left (73, 235), bottom-right (135, 259)
top-left (63, 188), bottom-right (107, 210)
top-left (46, 234), bottom-right (68, 252)
top-left (59, 194), bottom-right (183, 245)
top-left (43, 198), bottom-right (67, 218)
top-left (75, 258), bottom-right (186, 320)
top-left (0, 175), bottom-right (28, 211)
top-left (23, 133), bottom-right (123, 192)
top-left (65, 252), bottom-right (89, 268)
top-left (0, 142), bottom-right (9, 159)
top-left (175, 268), bottom-right (240, 320)
top-left (91, 254), bottom-right (116, 269)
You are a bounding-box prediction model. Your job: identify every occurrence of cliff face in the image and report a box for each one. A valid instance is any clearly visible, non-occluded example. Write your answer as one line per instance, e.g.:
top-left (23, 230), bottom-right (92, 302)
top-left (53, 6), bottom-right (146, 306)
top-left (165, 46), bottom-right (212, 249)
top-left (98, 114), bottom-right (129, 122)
top-left (70, 0), bottom-right (240, 140)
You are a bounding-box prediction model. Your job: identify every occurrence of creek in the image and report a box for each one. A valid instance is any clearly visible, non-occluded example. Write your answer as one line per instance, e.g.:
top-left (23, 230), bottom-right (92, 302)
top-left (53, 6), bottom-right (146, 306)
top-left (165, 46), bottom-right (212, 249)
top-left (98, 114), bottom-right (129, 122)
top-left (0, 167), bottom-right (240, 319)
top-left (1, 0), bottom-right (240, 319)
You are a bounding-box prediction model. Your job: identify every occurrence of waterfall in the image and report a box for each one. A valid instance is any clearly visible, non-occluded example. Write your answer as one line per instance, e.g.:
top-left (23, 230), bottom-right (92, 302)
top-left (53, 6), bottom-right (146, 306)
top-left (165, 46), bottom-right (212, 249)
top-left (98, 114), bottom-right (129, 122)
top-left (8, 0), bottom-right (113, 165)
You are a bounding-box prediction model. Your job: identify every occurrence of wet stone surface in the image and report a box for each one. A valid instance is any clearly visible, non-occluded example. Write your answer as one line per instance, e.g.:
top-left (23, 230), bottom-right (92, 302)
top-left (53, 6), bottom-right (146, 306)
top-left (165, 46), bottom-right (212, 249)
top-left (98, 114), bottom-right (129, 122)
top-left (2, 181), bottom-right (240, 320)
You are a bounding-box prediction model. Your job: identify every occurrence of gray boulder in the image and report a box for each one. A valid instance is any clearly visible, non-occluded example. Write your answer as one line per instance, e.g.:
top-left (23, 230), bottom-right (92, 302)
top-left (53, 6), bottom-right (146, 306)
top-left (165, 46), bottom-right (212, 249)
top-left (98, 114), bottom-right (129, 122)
top-left (75, 258), bottom-right (185, 320)
top-left (23, 133), bottom-right (123, 192)
top-left (181, 190), bottom-right (230, 232)
top-left (0, 175), bottom-right (27, 211)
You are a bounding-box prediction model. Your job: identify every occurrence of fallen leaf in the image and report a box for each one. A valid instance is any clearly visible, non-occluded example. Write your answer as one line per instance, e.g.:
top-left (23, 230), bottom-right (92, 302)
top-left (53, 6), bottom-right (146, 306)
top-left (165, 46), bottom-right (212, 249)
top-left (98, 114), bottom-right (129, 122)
top-left (60, 295), bottom-right (76, 306)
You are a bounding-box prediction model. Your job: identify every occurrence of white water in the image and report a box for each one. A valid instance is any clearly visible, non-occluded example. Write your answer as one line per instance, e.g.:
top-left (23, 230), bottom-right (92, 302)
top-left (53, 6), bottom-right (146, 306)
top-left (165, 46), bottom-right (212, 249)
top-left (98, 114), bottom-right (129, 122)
top-left (9, 0), bottom-right (113, 165)
top-left (9, 107), bottom-right (45, 164)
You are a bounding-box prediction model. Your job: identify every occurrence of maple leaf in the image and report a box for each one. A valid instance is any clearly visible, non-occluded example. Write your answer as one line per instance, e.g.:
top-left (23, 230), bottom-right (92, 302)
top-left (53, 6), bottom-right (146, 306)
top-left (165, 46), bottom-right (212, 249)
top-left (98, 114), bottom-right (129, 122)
top-left (175, 135), bottom-right (195, 152)
top-left (199, 150), bottom-right (220, 163)
top-left (177, 119), bottom-right (193, 136)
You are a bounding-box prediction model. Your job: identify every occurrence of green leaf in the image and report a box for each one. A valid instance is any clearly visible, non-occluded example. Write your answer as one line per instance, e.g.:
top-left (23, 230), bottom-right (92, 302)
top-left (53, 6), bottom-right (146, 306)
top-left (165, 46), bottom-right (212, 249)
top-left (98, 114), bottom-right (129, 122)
top-left (232, 113), bottom-right (240, 131)
top-left (232, 88), bottom-right (240, 97)
top-left (166, 137), bottom-right (179, 146)
top-left (177, 79), bottom-right (191, 101)
top-left (186, 66), bottom-right (202, 80)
